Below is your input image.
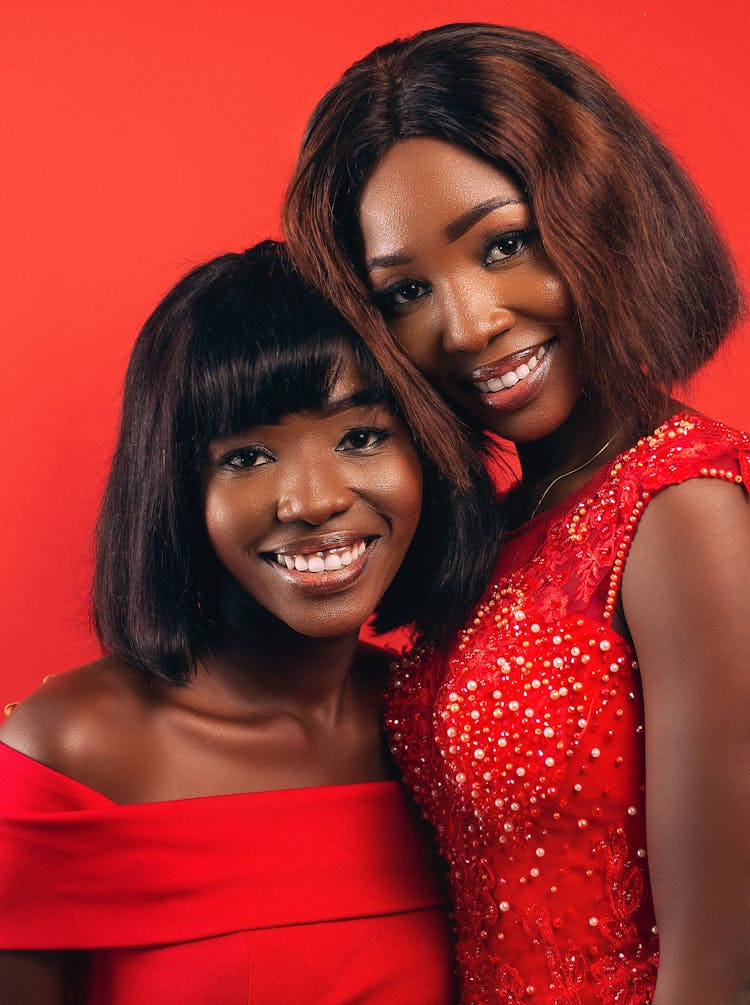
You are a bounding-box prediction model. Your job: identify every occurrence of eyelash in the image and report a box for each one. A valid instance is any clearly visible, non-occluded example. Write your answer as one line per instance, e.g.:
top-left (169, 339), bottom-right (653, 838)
top-left (372, 228), bottom-right (535, 316)
top-left (216, 426), bottom-right (392, 469)
top-left (218, 445), bottom-right (274, 470)
top-left (337, 426), bottom-right (392, 452)
top-left (483, 228), bottom-right (534, 264)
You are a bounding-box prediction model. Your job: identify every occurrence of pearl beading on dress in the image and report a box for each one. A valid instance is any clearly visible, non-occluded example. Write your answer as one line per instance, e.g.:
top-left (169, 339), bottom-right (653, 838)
top-left (385, 414), bottom-right (749, 1005)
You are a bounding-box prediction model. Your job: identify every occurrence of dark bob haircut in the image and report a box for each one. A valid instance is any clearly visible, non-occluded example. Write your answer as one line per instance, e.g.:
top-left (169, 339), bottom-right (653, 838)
top-left (284, 22), bottom-right (743, 470)
top-left (93, 241), bottom-right (501, 683)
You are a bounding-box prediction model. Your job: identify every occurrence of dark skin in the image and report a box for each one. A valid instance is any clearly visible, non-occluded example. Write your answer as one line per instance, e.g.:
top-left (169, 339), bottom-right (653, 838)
top-left (359, 136), bottom-right (750, 1003)
top-left (0, 372), bottom-right (423, 1002)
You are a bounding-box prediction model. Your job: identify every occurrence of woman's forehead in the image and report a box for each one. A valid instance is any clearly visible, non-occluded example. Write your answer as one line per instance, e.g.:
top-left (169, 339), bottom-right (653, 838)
top-left (359, 138), bottom-right (525, 261)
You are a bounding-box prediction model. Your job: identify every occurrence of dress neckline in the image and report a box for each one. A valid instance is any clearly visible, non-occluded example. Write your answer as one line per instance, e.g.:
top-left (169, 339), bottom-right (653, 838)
top-left (0, 740), bottom-right (402, 809)
top-left (505, 410), bottom-right (699, 538)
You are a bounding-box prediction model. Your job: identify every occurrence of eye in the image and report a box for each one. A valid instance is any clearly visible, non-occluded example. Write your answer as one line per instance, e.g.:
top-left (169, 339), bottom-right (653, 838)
top-left (219, 445), bottom-right (274, 470)
top-left (484, 230), bottom-right (533, 265)
top-left (337, 426), bottom-right (392, 452)
top-left (371, 278), bottom-right (431, 316)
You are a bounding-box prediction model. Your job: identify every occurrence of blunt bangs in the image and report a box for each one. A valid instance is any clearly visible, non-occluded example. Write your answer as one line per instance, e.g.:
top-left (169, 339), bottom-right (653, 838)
top-left (178, 248), bottom-right (398, 447)
top-left (93, 241), bottom-right (413, 684)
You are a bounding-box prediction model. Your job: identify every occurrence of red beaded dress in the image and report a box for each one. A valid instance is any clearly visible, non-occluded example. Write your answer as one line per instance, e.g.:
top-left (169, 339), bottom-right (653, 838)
top-left (384, 413), bottom-right (750, 1005)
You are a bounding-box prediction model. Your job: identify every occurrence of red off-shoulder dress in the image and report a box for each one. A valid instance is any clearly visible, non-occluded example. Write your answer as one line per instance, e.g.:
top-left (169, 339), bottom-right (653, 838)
top-left (384, 413), bottom-right (750, 1004)
top-left (0, 742), bottom-right (457, 1003)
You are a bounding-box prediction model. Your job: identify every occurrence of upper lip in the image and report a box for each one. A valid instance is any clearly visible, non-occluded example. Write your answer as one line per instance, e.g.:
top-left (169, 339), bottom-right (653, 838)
top-left (462, 338), bottom-right (553, 383)
top-left (264, 531), bottom-right (375, 557)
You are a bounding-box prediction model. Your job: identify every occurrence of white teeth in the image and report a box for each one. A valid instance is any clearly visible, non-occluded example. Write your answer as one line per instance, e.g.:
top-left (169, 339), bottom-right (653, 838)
top-left (475, 342), bottom-right (549, 394)
top-left (275, 540), bottom-right (368, 574)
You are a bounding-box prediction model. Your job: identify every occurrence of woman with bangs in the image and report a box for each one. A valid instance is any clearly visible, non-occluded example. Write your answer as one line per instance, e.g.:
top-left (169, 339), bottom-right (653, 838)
top-left (284, 23), bottom-right (750, 1004)
top-left (0, 240), bottom-right (500, 1003)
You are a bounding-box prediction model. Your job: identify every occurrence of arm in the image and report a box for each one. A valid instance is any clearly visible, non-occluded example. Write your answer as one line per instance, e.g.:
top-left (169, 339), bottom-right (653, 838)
top-left (622, 477), bottom-right (750, 1004)
top-left (0, 951), bottom-right (70, 1005)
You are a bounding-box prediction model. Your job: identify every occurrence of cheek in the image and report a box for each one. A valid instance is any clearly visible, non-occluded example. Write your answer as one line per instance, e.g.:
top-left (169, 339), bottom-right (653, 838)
top-left (388, 313), bottom-right (443, 378)
top-left (203, 491), bottom-right (243, 563)
top-left (542, 275), bottom-right (574, 321)
top-left (381, 452), bottom-right (424, 540)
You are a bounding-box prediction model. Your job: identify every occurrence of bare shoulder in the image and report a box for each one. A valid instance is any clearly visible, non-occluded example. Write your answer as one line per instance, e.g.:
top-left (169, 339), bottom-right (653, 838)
top-left (625, 474), bottom-right (749, 585)
top-left (0, 657), bottom-right (158, 790)
top-left (622, 474), bottom-right (750, 681)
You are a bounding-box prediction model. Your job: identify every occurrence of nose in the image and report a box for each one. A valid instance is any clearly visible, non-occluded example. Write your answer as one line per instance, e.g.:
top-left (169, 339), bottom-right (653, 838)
top-left (276, 462), bottom-right (356, 526)
top-left (438, 274), bottom-right (515, 355)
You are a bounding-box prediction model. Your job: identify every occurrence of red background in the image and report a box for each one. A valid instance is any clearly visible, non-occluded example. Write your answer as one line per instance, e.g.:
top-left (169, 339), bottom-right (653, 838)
top-left (2, 0), bottom-right (748, 702)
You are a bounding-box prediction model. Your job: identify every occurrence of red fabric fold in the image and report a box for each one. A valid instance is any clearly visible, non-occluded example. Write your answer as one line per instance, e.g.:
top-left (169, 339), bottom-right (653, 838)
top-left (0, 743), bottom-right (446, 949)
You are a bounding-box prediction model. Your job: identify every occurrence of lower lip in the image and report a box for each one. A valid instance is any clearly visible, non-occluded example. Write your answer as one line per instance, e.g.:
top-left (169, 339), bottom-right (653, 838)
top-left (267, 542), bottom-right (376, 596)
top-left (470, 341), bottom-right (555, 413)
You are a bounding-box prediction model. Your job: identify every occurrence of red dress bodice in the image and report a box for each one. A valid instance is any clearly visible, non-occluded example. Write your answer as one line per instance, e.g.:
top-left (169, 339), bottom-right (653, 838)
top-left (0, 742), bottom-right (457, 1004)
top-left (384, 413), bottom-right (750, 1005)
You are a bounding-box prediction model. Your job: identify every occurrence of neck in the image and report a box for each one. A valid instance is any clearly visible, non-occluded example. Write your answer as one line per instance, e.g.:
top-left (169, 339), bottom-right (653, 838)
top-left (186, 614), bottom-right (364, 727)
top-left (516, 395), bottom-right (623, 519)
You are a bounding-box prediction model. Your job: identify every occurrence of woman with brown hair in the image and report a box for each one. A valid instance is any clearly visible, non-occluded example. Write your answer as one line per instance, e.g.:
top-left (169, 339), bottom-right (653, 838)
top-left (284, 23), bottom-right (750, 1004)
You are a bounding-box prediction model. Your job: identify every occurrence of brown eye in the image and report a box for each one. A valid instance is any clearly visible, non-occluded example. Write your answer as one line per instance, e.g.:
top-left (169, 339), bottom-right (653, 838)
top-left (337, 427), bottom-right (391, 451)
top-left (219, 446), bottom-right (274, 470)
top-left (373, 279), bottom-right (431, 316)
top-left (484, 230), bottom-right (532, 265)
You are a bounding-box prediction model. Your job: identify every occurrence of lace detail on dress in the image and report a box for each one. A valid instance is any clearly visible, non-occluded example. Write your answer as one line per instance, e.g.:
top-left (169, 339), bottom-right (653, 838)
top-left (384, 413), bottom-right (749, 1004)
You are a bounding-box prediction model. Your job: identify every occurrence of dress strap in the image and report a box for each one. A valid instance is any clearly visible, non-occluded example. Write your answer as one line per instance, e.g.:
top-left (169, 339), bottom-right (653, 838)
top-left (563, 413), bottom-right (750, 620)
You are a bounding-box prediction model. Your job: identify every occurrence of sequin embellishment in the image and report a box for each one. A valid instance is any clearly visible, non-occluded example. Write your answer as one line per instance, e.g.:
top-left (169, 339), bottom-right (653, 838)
top-left (385, 414), bottom-right (749, 1004)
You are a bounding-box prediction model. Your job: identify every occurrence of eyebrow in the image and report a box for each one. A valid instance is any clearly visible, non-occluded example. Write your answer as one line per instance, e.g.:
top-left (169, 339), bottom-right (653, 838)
top-left (366, 195), bottom-right (525, 271)
top-left (319, 391), bottom-right (387, 416)
top-left (444, 196), bottom-right (525, 242)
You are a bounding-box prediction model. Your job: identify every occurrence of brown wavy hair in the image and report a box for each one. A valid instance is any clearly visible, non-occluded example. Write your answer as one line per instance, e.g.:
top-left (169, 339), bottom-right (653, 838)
top-left (284, 22), bottom-right (743, 481)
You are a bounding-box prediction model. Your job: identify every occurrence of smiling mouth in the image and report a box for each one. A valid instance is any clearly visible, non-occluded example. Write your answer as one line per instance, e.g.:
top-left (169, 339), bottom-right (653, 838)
top-left (273, 539), bottom-right (368, 574)
top-left (472, 339), bottom-right (555, 393)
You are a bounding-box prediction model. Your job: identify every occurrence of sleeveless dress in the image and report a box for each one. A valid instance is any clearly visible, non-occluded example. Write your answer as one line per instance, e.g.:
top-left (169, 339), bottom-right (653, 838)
top-left (0, 742), bottom-right (457, 1004)
top-left (384, 413), bottom-right (750, 1004)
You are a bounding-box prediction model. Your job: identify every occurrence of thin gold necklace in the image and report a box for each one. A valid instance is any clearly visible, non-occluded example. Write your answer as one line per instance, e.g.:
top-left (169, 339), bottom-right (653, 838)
top-left (528, 431), bottom-right (619, 521)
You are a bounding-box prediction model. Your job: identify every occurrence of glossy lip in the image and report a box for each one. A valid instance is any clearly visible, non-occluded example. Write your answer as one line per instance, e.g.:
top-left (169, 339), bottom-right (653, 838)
top-left (463, 337), bottom-right (558, 413)
top-left (261, 536), bottom-right (379, 596)
top-left (467, 336), bottom-right (555, 383)
top-left (268, 531), bottom-right (369, 558)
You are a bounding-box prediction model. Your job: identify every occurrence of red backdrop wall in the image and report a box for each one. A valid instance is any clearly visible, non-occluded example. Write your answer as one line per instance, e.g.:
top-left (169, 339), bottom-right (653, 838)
top-left (2, 0), bottom-right (748, 702)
